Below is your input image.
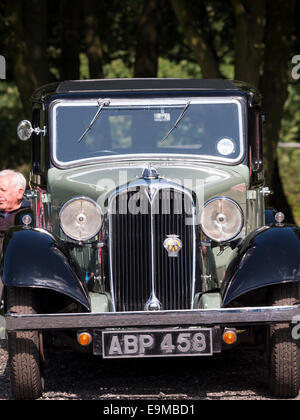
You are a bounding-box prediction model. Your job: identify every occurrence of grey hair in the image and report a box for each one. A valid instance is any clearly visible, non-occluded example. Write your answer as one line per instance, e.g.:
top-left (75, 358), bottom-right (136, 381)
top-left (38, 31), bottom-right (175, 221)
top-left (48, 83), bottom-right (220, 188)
top-left (0, 169), bottom-right (27, 191)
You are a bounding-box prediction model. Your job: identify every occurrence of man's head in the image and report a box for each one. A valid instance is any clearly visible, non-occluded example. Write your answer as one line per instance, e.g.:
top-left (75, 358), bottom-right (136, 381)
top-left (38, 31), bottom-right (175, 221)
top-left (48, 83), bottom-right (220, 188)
top-left (0, 170), bottom-right (26, 214)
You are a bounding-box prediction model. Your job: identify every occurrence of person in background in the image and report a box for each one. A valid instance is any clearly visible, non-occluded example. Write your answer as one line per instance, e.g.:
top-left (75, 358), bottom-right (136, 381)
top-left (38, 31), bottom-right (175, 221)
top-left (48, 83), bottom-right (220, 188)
top-left (0, 169), bottom-right (29, 298)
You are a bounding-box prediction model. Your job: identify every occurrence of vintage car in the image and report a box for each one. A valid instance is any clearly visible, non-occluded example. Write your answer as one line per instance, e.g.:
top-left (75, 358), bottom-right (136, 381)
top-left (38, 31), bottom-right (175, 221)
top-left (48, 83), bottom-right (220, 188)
top-left (2, 78), bottom-right (300, 399)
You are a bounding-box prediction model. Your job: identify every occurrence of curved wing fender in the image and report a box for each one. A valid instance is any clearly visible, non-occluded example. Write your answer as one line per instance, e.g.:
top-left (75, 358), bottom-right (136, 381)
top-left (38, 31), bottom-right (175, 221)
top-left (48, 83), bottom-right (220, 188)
top-left (222, 225), bottom-right (300, 307)
top-left (1, 227), bottom-right (90, 310)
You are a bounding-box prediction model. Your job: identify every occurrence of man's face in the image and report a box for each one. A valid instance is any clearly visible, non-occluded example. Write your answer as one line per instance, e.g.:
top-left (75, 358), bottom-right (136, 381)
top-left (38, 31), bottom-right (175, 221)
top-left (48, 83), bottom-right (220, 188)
top-left (0, 175), bottom-right (24, 214)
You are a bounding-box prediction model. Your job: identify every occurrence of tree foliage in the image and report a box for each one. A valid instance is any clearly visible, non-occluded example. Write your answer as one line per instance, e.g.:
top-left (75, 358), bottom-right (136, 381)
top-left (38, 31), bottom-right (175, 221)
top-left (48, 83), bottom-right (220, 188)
top-left (0, 0), bottom-right (299, 220)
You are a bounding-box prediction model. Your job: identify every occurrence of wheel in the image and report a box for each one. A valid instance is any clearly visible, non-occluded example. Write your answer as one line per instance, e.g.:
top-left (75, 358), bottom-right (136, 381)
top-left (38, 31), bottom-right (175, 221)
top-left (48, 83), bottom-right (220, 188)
top-left (268, 283), bottom-right (300, 398)
top-left (6, 287), bottom-right (44, 400)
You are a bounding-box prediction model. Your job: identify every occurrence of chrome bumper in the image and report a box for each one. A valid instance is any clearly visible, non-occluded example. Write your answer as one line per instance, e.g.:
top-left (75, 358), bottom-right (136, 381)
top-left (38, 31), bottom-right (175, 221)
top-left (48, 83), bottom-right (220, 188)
top-left (5, 304), bottom-right (300, 332)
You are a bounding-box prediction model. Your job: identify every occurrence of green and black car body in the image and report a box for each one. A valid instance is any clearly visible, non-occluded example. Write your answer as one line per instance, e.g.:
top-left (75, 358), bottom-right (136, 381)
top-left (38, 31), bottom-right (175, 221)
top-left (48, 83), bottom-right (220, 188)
top-left (2, 79), bottom-right (300, 399)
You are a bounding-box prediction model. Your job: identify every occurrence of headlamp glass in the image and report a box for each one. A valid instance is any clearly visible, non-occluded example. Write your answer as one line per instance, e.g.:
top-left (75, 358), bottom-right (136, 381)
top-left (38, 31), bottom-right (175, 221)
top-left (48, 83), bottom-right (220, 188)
top-left (200, 197), bottom-right (243, 242)
top-left (59, 197), bottom-right (102, 241)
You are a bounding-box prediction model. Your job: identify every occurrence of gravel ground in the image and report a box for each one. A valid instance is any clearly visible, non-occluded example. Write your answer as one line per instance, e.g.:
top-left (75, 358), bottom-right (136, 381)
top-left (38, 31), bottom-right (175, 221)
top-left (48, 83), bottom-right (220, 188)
top-left (1, 338), bottom-right (299, 400)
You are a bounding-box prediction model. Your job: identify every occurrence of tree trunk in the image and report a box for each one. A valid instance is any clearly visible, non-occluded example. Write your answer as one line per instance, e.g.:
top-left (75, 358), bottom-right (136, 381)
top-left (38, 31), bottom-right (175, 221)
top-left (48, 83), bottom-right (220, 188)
top-left (259, 0), bottom-right (296, 222)
top-left (171, 0), bottom-right (222, 78)
top-left (4, 0), bottom-right (38, 118)
top-left (22, 0), bottom-right (50, 86)
top-left (83, 0), bottom-right (104, 79)
top-left (59, 0), bottom-right (81, 80)
top-left (231, 0), bottom-right (265, 87)
top-left (134, 0), bottom-right (161, 78)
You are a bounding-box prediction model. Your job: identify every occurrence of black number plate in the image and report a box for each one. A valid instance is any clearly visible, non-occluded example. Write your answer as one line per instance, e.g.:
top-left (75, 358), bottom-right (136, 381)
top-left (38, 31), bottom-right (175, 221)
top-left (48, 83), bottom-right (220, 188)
top-left (102, 328), bottom-right (212, 358)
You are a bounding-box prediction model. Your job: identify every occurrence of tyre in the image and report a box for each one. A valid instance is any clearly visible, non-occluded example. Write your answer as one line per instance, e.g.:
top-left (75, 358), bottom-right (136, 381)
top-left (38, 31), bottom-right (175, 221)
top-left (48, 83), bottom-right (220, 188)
top-left (268, 283), bottom-right (300, 398)
top-left (6, 287), bottom-right (44, 400)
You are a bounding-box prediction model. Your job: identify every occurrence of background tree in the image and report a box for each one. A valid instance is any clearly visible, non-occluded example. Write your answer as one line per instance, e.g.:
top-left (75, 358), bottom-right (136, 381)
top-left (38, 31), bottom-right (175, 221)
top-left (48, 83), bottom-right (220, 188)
top-left (83, 0), bottom-right (104, 79)
top-left (134, 0), bottom-right (161, 77)
top-left (170, 0), bottom-right (297, 220)
top-left (59, 0), bottom-right (81, 80)
top-left (171, 0), bottom-right (222, 78)
top-left (231, 0), bottom-right (265, 87)
top-left (2, 0), bottom-right (39, 117)
top-left (259, 0), bottom-right (296, 221)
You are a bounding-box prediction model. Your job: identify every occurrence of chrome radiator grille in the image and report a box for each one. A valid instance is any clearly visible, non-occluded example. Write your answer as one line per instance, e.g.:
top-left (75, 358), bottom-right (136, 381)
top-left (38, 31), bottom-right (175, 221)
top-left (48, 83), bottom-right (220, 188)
top-left (109, 183), bottom-right (195, 312)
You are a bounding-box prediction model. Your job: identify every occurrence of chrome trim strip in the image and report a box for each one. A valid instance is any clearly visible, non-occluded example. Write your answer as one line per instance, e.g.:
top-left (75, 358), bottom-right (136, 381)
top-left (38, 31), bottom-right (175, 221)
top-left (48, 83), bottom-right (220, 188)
top-left (50, 97), bottom-right (245, 168)
top-left (6, 304), bottom-right (300, 331)
top-left (149, 190), bottom-right (159, 308)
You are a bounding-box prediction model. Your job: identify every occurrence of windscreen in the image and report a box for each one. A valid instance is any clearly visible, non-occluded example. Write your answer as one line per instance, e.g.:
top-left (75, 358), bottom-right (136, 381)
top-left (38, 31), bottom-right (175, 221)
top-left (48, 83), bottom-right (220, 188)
top-left (51, 98), bottom-right (243, 166)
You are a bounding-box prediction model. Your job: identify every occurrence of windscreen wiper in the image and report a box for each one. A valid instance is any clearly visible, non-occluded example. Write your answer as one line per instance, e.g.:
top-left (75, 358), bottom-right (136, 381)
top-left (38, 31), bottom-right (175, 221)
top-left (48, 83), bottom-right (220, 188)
top-left (160, 101), bottom-right (191, 143)
top-left (77, 98), bottom-right (111, 143)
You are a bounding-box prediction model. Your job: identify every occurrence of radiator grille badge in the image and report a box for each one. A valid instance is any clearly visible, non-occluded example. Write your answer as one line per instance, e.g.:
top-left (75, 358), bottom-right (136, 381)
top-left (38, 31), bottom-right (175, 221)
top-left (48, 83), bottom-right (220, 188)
top-left (163, 234), bottom-right (182, 257)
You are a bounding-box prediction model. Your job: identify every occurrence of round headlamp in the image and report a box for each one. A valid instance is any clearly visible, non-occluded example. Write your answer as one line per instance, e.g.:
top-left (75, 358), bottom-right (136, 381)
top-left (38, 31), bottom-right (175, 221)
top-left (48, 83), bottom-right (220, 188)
top-left (59, 197), bottom-right (103, 241)
top-left (200, 197), bottom-right (243, 242)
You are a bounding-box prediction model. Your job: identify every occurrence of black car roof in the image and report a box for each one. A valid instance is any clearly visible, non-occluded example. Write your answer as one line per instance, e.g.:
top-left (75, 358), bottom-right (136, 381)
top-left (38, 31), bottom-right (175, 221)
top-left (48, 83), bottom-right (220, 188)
top-left (31, 78), bottom-right (261, 106)
top-left (56, 78), bottom-right (238, 92)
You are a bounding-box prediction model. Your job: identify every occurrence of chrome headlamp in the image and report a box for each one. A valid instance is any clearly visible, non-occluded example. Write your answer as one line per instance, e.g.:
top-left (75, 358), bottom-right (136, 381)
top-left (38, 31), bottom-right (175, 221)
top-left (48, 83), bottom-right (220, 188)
top-left (59, 197), bottom-right (103, 241)
top-left (200, 197), bottom-right (243, 242)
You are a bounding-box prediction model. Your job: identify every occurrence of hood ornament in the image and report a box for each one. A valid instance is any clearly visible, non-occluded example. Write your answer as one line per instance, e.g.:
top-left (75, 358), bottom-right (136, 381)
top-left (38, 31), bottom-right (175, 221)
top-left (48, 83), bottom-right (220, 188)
top-left (142, 163), bottom-right (159, 180)
top-left (163, 234), bottom-right (183, 257)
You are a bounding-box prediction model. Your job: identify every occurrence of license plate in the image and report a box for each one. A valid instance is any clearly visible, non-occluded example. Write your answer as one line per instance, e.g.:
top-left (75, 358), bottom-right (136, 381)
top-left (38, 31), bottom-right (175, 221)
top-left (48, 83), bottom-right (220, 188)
top-left (102, 328), bottom-right (212, 358)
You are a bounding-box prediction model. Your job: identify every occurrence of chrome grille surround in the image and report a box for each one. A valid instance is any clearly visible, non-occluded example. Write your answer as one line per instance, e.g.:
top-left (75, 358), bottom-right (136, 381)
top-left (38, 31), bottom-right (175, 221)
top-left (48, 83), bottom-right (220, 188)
top-left (108, 179), bottom-right (196, 312)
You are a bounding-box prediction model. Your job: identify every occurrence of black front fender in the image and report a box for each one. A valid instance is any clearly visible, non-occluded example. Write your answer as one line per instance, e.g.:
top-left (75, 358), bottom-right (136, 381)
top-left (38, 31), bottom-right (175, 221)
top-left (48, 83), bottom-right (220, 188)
top-left (2, 227), bottom-right (90, 310)
top-left (222, 224), bottom-right (300, 307)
